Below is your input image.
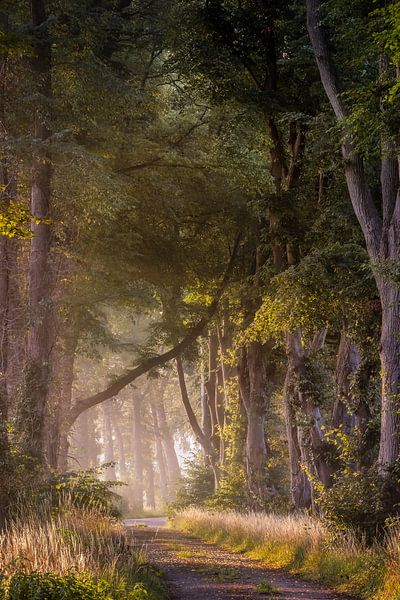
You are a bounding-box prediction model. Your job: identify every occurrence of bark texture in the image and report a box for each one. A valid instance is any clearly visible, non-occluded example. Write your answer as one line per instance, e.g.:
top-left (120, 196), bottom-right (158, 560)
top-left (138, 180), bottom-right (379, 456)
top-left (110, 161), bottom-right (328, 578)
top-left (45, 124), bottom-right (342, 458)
top-left (285, 330), bottom-right (332, 501)
top-left (307, 0), bottom-right (400, 474)
top-left (238, 341), bottom-right (272, 509)
top-left (17, 0), bottom-right (53, 464)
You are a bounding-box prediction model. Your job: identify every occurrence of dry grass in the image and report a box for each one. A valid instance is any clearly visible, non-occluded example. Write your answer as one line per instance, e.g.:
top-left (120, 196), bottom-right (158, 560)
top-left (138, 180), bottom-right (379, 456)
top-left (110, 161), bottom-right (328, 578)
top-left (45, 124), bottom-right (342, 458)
top-left (0, 506), bottom-right (147, 580)
top-left (174, 508), bottom-right (326, 551)
top-left (173, 508), bottom-right (400, 599)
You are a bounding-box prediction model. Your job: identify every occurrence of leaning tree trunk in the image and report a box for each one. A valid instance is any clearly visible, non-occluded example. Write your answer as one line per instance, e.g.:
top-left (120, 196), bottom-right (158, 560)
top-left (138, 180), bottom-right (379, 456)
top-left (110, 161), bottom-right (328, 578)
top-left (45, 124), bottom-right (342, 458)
top-left (176, 355), bottom-right (220, 487)
top-left (17, 0), bottom-right (53, 466)
top-left (307, 0), bottom-right (400, 474)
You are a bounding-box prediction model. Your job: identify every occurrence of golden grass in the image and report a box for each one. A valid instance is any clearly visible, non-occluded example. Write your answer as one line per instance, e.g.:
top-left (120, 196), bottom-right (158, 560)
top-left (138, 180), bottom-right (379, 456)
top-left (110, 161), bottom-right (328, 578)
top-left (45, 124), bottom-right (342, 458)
top-left (0, 506), bottom-right (147, 581)
top-left (173, 508), bottom-right (400, 599)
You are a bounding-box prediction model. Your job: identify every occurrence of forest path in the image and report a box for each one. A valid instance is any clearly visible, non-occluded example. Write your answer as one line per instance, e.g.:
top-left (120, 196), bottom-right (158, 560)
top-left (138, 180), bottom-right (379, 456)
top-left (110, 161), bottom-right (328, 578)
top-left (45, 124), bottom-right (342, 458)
top-left (126, 520), bottom-right (353, 600)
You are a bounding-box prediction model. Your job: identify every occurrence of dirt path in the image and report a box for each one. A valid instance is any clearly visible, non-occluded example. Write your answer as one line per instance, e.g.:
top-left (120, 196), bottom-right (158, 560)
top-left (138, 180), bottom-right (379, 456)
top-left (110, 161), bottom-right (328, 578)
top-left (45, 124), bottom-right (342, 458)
top-left (126, 520), bottom-right (353, 600)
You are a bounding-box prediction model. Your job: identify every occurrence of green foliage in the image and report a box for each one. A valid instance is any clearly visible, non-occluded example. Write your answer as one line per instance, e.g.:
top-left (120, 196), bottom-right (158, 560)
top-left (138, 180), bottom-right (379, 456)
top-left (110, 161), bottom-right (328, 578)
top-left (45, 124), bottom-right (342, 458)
top-left (0, 572), bottom-right (160, 600)
top-left (0, 203), bottom-right (35, 239)
top-left (256, 580), bottom-right (279, 595)
top-left (44, 467), bottom-right (125, 517)
top-left (170, 454), bottom-right (215, 511)
top-left (205, 466), bottom-right (248, 511)
top-left (315, 430), bottom-right (400, 542)
top-left (245, 243), bottom-right (372, 343)
top-left (2, 573), bottom-right (106, 600)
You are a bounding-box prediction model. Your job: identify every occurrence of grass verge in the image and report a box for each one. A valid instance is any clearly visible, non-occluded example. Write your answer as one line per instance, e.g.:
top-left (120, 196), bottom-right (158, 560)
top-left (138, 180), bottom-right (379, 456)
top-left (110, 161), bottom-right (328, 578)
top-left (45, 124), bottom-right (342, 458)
top-left (172, 508), bottom-right (400, 600)
top-left (0, 506), bottom-right (167, 599)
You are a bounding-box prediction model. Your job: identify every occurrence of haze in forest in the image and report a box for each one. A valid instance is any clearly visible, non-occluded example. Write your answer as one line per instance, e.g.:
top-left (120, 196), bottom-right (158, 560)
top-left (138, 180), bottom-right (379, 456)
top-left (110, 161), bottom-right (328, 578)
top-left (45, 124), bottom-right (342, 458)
top-left (2, 1), bottom-right (400, 599)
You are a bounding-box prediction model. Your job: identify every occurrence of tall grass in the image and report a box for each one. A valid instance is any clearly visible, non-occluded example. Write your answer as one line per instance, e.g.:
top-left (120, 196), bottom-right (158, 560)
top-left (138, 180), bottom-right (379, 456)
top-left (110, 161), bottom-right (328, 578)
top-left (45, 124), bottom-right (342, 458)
top-left (0, 506), bottom-right (164, 599)
top-left (173, 508), bottom-right (400, 599)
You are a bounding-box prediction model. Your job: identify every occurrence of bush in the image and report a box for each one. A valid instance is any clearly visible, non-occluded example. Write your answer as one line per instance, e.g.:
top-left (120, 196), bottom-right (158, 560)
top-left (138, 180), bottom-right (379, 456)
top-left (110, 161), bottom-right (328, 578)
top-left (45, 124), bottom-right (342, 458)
top-left (43, 466), bottom-right (125, 517)
top-left (0, 573), bottom-right (157, 600)
top-left (205, 465), bottom-right (248, 511)
top-left (315, 430), bottom-right (400, 542)
top-left (170, 454), bottom-right (215, 512)
top-left (1, 573), bottom-right (106, 600)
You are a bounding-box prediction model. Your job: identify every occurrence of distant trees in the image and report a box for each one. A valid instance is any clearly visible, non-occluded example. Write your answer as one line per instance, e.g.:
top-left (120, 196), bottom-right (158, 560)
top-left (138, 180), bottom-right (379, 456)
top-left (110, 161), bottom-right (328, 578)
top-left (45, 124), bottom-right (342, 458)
top-left (1, 0), bottom-right (400, 524)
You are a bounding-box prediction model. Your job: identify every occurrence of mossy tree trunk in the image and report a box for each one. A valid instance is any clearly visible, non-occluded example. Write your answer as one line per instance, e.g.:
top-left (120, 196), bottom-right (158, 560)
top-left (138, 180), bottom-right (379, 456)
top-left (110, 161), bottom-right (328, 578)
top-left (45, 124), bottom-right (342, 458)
top-left (16, 0), bottom-right (53, 470)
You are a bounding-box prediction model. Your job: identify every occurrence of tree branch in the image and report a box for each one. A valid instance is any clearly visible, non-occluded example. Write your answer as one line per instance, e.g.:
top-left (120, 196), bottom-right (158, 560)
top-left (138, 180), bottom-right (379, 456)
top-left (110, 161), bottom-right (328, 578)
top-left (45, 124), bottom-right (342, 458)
top-left (176, 355), bottom-right (215, 457)
top-left (306, 0), bottom-right (382, 258)
top-left (67, 236), bottom-right (241, 426)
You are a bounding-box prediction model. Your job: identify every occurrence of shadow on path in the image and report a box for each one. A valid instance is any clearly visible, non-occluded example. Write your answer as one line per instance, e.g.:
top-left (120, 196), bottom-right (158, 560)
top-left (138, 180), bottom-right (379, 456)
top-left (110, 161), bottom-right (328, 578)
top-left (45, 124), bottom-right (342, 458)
top-left (126, 521), bottom-right (354, 600)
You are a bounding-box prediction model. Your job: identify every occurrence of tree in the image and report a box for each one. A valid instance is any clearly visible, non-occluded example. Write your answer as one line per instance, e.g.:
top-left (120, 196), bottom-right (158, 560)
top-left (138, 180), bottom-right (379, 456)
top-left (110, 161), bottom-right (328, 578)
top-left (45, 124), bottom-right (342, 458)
top-left (307, 0), bottom-right (400, 473)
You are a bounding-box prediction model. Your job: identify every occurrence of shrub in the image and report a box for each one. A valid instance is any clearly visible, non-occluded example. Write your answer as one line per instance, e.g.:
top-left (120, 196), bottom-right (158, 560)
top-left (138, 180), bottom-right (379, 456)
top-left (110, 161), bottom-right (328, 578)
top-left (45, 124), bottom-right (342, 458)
top-left (1, 572), bottom-right (107, 600)
top-left (43, 466), bottom-right (125, 517)
top-left (315, 430), bottom-right (400, 541)
top-left (0, 573), bottom-right (158, 600)
top-left (170, 454), bottom-right (215, 511)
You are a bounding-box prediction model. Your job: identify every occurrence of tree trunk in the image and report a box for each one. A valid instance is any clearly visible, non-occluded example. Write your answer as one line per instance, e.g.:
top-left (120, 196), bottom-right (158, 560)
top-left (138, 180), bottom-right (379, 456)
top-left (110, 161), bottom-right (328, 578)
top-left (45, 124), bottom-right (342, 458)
top-left (150, 400), bottom-right (168, 501)
top-left (307, 0), bottom-right (400, 474)
top-left (156, 398), bottom-right (181, 483)
top-left (5, 240), bottom-right (25, 409)
top-left (333, 330), bottom-right (361, 433)
top-left (102, 401), bottom-right (116, 481)
top-left (176, 355), bottom-right (219, 487)
top-left (216, 366), bottom-right (225, 463)
top-left (286, 330), bottom-right (332, 493)
top-left (112, 412), bottom-right (128, 480)
top-left (74, 410), bottom-right (99, 470)
top-left (378, 284), bottom-right (400, 469)
top-left (46, 333), bottom-right (77, 471)
top-left (144, 456), bottom-right (156, 510)
top-left (205, 331), bottom-right (220, 455)
top-left (238, 341), bottom-right (272, 509)
top-left (283, 367), bottom-right (312, 509)
top-left (0, 11), bottom-right (12, 518)
top-left (200, 358), bottom-right (212, 465)
top-left (132, 394), bottom-right (144, 510)
top-left (17, 0), bottom-right (53, 465)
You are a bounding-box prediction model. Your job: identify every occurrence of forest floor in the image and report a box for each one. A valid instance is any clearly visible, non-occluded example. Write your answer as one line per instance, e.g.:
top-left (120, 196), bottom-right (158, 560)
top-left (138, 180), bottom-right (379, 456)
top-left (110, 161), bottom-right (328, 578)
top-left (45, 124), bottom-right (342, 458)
top-left (126, 519), bottom-right (354, 600)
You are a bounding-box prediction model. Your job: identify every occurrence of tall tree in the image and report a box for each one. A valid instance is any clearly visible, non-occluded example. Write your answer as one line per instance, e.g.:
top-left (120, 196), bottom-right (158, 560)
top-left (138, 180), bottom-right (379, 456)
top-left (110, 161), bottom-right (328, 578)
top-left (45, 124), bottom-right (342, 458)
top-left (16, 0), bottom-right (53, 466)
top-left (307, 0), bottom-right (400, 473)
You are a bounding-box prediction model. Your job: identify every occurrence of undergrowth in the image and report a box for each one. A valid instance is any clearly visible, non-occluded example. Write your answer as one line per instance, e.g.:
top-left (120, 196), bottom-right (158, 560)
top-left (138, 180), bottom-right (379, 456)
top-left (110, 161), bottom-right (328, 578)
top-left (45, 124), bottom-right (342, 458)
top-left (0, 505), bottom-right (166, 599)
top-left (173, 508), bottom-right (400, 600)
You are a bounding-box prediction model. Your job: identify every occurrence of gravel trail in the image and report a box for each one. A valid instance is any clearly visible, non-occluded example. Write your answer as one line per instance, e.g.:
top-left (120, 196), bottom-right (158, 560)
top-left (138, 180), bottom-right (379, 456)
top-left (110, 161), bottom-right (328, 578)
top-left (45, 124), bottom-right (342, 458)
top-left (126, 519), bottom-right (354, 600)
